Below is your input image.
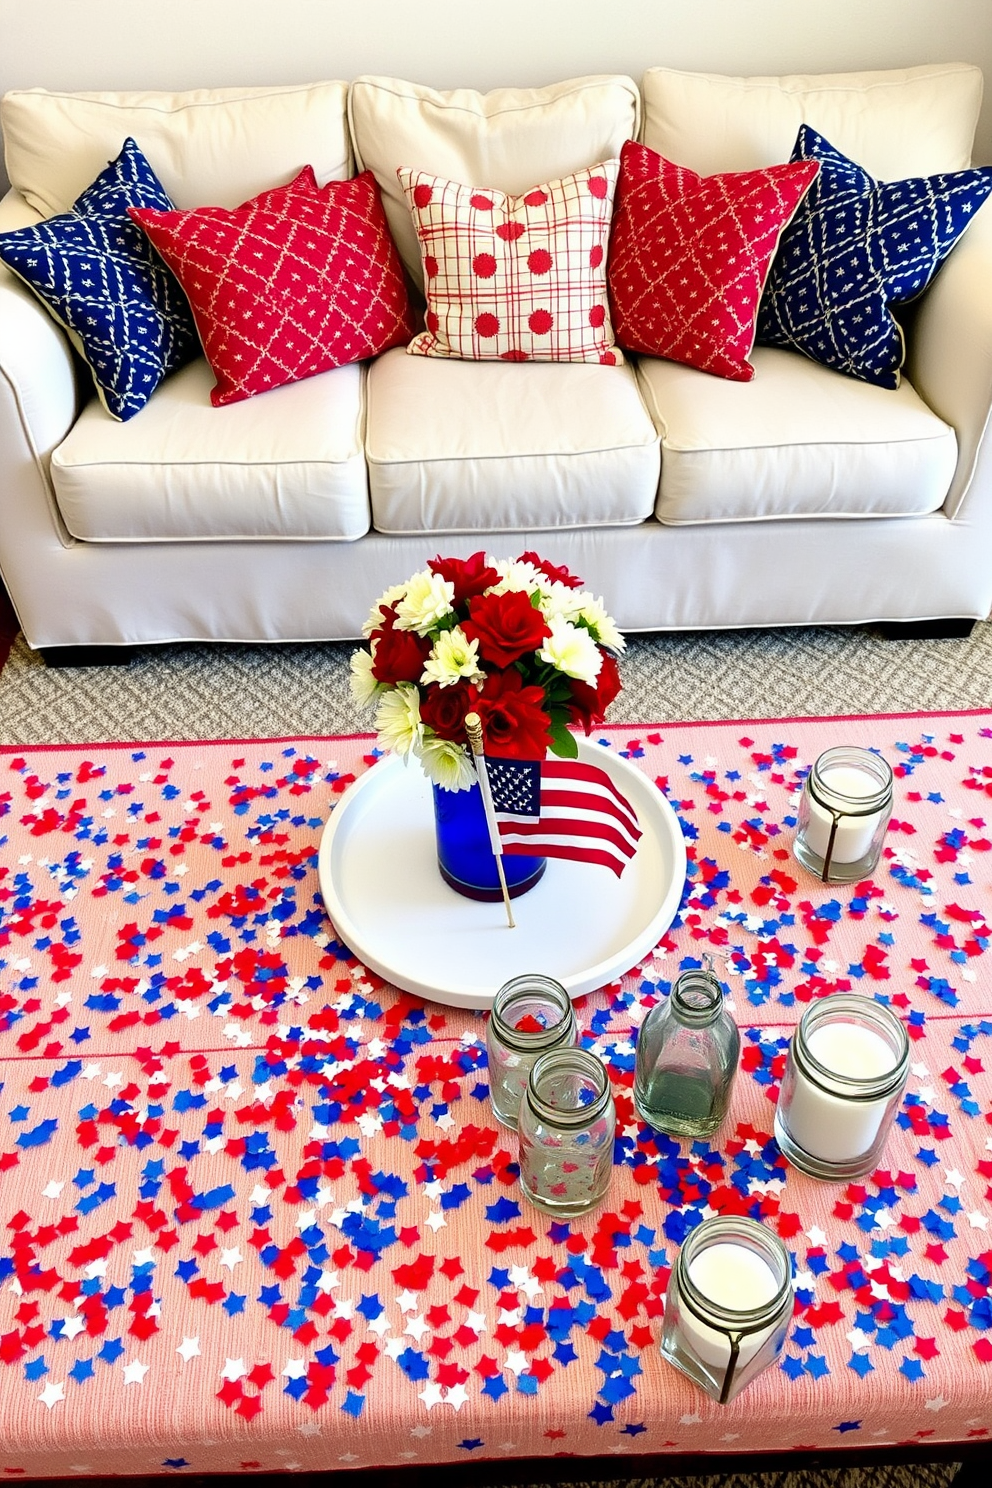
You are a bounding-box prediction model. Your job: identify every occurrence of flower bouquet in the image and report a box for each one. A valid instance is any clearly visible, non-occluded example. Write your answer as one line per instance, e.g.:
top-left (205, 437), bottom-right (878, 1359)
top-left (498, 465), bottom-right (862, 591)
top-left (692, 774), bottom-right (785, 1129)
top-left (350, 551), bottom-right (634, 901)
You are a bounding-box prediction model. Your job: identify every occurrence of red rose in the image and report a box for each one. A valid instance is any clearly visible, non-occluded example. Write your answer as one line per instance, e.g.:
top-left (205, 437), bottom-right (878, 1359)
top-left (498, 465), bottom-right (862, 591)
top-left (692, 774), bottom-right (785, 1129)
top-left (462, 590), bottom-right (550, 669)
top-left (370, 606), bottom-right (431, 685)
top-left (517, 551), bottom-right (584, 589)
top-left (568, 651), bottom-right (622, 732)
top-left (428, 551), bottom-right (499, 609)
top-left (419, 680), bottom-right (475, 741)
top-left (474, 668), bottom-right (552, 759)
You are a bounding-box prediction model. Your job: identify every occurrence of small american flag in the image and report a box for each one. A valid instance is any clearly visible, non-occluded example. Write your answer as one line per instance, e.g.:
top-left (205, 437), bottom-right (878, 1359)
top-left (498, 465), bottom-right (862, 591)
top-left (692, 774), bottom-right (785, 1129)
top-left (484, 754), bottom-right (642, 878)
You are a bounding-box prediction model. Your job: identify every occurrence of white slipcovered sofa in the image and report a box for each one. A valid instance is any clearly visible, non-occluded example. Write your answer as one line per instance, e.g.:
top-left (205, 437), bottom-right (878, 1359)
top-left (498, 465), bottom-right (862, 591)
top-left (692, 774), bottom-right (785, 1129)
top-left (0, 62), bottom-right (990, 657)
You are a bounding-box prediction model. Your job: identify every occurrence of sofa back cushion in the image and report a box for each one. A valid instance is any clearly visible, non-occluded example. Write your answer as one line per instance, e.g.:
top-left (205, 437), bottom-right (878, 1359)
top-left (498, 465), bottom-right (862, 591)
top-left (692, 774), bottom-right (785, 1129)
top-left (349, 74), bottom-right (640, 290)
top-left (642, 63), bottom-right (983, 181)
top-left (2, 82), bottom-right (352, 216)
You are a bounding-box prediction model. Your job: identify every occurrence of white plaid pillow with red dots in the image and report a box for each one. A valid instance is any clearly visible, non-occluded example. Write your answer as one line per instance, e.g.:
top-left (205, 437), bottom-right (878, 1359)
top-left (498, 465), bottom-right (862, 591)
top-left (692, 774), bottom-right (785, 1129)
top-left (398, 159), bottom-right (622, 365)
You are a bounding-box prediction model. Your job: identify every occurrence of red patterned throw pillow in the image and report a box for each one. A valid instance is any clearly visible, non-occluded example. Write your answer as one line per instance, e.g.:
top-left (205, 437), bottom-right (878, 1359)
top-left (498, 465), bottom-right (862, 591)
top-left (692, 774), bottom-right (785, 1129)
top-left (130, 168), bottom-right (414, 406)
top-left (399, 160), bottom-right (621, 364)
top-left (607, 140), bottom-right (819, 381)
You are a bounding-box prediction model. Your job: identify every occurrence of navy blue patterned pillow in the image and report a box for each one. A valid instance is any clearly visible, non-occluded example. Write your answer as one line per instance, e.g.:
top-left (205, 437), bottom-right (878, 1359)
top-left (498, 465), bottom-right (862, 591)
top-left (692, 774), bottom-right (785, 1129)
top-left (757, 125), bottom-right (992, 389)
top-left (0, 137), bottom-right (198, 420)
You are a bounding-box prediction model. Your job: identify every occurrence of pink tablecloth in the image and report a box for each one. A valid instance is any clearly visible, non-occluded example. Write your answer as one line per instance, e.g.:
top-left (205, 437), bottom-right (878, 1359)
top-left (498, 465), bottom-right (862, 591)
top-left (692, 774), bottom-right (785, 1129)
top-left (1, 713), bottom-right (991, 1476)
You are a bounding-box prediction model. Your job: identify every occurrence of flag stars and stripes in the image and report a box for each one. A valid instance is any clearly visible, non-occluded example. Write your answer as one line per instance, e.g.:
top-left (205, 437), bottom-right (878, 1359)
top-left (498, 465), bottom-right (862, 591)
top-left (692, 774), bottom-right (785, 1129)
top-left (487, 756), bottom-right (641, 877)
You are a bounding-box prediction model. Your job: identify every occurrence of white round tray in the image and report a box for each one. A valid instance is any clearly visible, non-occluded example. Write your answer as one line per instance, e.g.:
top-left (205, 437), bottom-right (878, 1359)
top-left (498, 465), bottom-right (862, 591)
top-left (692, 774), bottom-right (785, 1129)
top-left (317, 740), bottom-right (687, 1010)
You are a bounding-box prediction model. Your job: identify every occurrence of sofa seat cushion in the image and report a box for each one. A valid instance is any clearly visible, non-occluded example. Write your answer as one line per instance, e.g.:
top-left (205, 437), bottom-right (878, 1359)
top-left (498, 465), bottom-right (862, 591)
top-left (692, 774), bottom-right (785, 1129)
top-left (365, 346), bottom-right (659, 534)
top-left (50, 357), bottom-right (369, 542)
top-left (636, 346), bottom-right (957, 525)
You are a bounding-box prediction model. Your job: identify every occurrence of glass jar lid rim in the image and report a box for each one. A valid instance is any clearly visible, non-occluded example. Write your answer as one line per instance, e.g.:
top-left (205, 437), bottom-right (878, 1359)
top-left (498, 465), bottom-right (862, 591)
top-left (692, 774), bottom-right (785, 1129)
top-left (491, 976), bottom-right (574, 1050)
top-left (677, 1218), bottom-right (792, 1325)
top-left (808, 748), bottom-right (893, 811)
top-left (795, 996), bottom-right (909, 1094)
top-left (526, 1046), bottom-right (610, 1125)
top-left (672, 969), bottom-right (723, 1020)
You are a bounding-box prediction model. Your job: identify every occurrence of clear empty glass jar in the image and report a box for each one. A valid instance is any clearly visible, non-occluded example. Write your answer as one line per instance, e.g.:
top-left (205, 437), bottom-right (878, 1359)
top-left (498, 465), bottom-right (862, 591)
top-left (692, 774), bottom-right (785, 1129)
top-left (517, 1046), bottom-right (615, 1217)
top-left (633, 968), bottom-right (740, 1138)
top-left (792, 746), bottom-right (893, 883)
top-left (486, 974), bottom-right (576, 1128)
top-left (661, 1215), bottom-right (793, 1404)
top-left (774, 994), bottom-right (910, 1180)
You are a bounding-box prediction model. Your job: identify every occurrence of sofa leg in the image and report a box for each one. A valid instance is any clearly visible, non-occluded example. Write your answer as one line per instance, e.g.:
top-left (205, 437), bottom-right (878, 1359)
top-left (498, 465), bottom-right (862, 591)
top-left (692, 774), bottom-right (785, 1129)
top-left (875, 618), bottom-right (976, 640)
top-left (38, 645), bottom-right (140, 668)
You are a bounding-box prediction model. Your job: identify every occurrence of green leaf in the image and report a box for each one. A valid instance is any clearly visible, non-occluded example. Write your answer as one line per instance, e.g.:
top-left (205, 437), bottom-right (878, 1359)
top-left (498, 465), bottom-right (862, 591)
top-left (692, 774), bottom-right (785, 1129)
top-left (547, 709), bottom-right (578, 759)
top-left (544, 674), bottom-right (573, 705)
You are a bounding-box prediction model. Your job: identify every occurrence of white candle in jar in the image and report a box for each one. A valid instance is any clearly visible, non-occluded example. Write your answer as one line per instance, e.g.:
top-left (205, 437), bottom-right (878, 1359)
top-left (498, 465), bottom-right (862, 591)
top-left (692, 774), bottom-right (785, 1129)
top-left (680, 1242), bottom-right (781, 1371)
top-left (802, 763), bottom-right (885, 864)
top-left (783, 1021), bottom-right (898, 1163)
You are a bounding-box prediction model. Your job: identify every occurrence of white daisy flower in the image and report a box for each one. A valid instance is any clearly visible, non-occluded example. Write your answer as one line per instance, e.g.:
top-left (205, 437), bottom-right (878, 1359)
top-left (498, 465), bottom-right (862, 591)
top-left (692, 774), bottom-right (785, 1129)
top-left (539, 615), bottom-right (603, 685)
top-left (394, 571), bottom-right (456, 635)
top-left (576, 593), bottom-right (626, 652)
top-left (362, 581), bottom-right (409, 636)
top-left (418, 735), bottom-right (476, 792)
top-left (420, 626), bottom-right (485, 688)
top-left (537, 581), bottom-right (589, 623)
top-left (374, 682), bottom-right (423, 758)
top-left (491, 557), bottom-right (552, 599)
top-left (349, 648), bottom-right (379, 706)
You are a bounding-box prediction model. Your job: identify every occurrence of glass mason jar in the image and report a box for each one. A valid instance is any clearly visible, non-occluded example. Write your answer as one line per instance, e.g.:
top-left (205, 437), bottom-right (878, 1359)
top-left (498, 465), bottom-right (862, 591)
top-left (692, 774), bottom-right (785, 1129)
top-left (633, 968), bottom-right (740, 1138)
top-left (517, 1046), bottom-right (615, 1218)
top-left (774, 994), bottom-right (910, 1180)
top-left (661, 1215), bottom-right (794, 1405)
top-left (486, 974), bottom-right (577, 1128)
top-left (792, 746), bottom-right (894, 884)
top-left (432, 781), bottom-right (546, 901)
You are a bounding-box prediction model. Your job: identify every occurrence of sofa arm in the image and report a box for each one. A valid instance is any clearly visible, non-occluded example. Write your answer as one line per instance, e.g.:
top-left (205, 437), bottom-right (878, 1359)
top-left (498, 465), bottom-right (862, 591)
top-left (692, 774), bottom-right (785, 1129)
top-left (906, 200), bottom-right (992, 521)
top-left (0, 188), bottom-right (80, 470)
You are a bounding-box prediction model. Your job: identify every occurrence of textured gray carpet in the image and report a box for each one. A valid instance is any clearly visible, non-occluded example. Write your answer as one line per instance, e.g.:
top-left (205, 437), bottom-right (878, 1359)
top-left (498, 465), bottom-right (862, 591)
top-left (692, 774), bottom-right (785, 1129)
top-left (0, 620), bottom-right (990, 744)
top-left (0, 624), bottom-right (978, 1488)
top-left (518, 1473), bottom-right (961, 1488)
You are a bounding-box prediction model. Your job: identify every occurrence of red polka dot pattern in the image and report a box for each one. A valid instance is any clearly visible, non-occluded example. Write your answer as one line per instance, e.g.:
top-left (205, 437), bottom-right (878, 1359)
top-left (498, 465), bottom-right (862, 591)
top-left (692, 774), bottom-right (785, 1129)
top-left (398, 160), bottom-right (621, 364)
top-left (607, 139), bottom-right (820, 381)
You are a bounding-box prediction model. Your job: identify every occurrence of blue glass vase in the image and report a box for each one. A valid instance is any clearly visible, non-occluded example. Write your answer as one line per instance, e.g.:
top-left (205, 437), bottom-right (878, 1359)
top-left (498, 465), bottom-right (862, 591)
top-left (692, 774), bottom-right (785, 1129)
top-left (432, 781), bottom-right (546, 901)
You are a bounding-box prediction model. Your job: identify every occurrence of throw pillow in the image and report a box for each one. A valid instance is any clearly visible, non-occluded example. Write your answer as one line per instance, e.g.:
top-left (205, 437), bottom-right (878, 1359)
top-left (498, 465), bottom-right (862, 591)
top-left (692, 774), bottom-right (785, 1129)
top-left (0, 137), bottom-right (198, 421)
top-left (607, 139), bottom-right (819, 381)
top-left (757, 124), bottom-right (992, 389)
top-left (130, 167), bottom-right (415, 406)
top-left (398, 160), bottom-right (622, 364)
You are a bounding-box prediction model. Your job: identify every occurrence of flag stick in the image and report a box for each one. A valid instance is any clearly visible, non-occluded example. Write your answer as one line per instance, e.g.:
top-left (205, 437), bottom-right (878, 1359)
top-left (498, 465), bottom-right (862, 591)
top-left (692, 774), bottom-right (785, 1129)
top-left (464, 711), bottom-right (515, 930)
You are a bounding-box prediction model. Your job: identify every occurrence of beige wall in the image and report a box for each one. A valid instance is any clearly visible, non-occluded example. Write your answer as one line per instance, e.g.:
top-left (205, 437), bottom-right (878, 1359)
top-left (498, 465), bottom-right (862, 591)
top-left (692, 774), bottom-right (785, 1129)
top-left (1, 0), bottom-right (990, 193)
